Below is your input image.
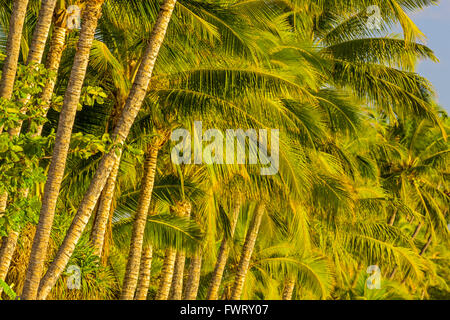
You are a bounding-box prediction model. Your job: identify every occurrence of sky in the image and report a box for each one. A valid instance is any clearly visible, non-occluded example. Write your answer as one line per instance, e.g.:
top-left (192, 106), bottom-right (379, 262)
top-left (410, 1), bottom-right (450, 112)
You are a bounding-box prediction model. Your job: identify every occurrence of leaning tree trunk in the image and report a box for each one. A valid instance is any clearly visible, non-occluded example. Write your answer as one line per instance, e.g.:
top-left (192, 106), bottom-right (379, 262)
top-left (230, 203), bottom-right (265, 300)
top-left (36, 0), bottom-right (177, 300)
top-left (34, 24), bottom-right (67, 137)
top-left (169, 202), bottom-right (192, 300)
top-left (0, 193), bottom-right (12, 294)
top-left (169, 251), bottom-right (187, 300)
top-left (282, 278), bottom-right (295, 300)
top-left (0, 0), bottom-right (29, 103)
top-left (183, 204), bottom-right (204, 300)
top-left (26, 0), bottom-right (58, 63)
top-left (207, 200), bottom-right (241, 300)
top-left (120, 144), bottom-right (161, 300)
top-left (8, 0), bottom-right (58, 136)
top-left (183, 251), bottom-right (203, 300)
top-left (22, 0), bottom-right (106, 300)
top-left (90, 101), bottom-right (126, 259)
top-left (134, 244), bottom-right (153, 300)
top-left (156, 248), bottom-right (177, 300)
top-left (0, 230), bottom-right (19, 295)
top-left (91, 158), bottom-right (120, 258)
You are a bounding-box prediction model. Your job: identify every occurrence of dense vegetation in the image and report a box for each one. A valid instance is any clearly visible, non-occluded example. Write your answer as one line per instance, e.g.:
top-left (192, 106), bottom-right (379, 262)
top-left (0, 0), bottom-right (448, 300)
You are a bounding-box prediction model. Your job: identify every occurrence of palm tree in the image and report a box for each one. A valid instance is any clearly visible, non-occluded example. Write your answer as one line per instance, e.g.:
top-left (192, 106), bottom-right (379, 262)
top-left (33, 0), bottom-right (72, 136)
top-left (207, 181), bottom-right (244, 300)
top-left (0, 0), bottom-right (447, 301)
top-left (134, 244), bottom-right (153, 300)
top-left (35, 0), bottom-right (178, 300)
top-left (230, 203), bottom-right (266, 299)
top-left (120, 132), bottom-right (170, 300)
top-left (22, 0), bottom-right (107, 300)
top-left (0, 0), bottom-right (29, 103)
top-left (169, 201), bottom-right (191, 300)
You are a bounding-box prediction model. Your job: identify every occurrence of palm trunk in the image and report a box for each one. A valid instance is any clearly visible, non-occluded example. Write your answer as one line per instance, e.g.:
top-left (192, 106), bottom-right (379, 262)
top-left (0, 0), bottom-right (29, 102)
top-left (134, 244), bottom-right (153, 300)
top-left (169, 202), bottom-right (192, 300)
top-left (22, 0), bottom-right (106, 300)
top-left (156, 248), bottom-right (177, 300)
top-left (0, 230), bottom-right (19, 295)
top-left (230, 203), bottom-right (265, 300)
top-left (8, 0), bottom-right (59, 136)
top-left (207, 200), bottom-right (241, 300)
top-left (91, 158), bottom-right (120, 258)
top-left (27, 0), bottom-right (58, 64)
top-left (169, 251), bottom-right (187, 300)
top-left (34, 25), bottom-right (67, 137)
top-left (282, 278), bottom-right (295, 300)
top-left (120, 145), bottom-right (160, 300)
top-left (35, 0), bottom-right (177, 300)
top-left (183, 252), bottom-right (202, 300)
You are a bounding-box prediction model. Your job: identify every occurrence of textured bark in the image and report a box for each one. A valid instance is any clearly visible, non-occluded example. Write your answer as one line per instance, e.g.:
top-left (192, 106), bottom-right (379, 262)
top-left (156, 248), bottom-right (177, 300)
top-left (34, 25), bottom-right (67, 137)
top-left (207, 200), bottom-right (241, 300)
top-left (183, 252), bottom-right (202, 300)
top-left (27, 0), bottom-right (58, 64)
top-left (120, 145), bottom-right (160, 300)
top-left (0, 0), bottom-right (29, 101)
top-left (282, 278), bottom-right (295, 300)
top-left (8, 0), bottom-right (59, 136)
top-left (169, 202), bottom-right (192, 300)
top-left (134, 245), bottom-right (153, 300)
top-left (0, 230), bottom-right (19, 295)
top-left (91, 158), bottom-right (120, 258)
top-left (35, 0), bottom-right (177, 300)
top-left (169, 251), bottom-right (187, 300)
top-left (22, 1), bottom-right (105, 300)
top-left (230, 203), bottom-right (265, 300)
